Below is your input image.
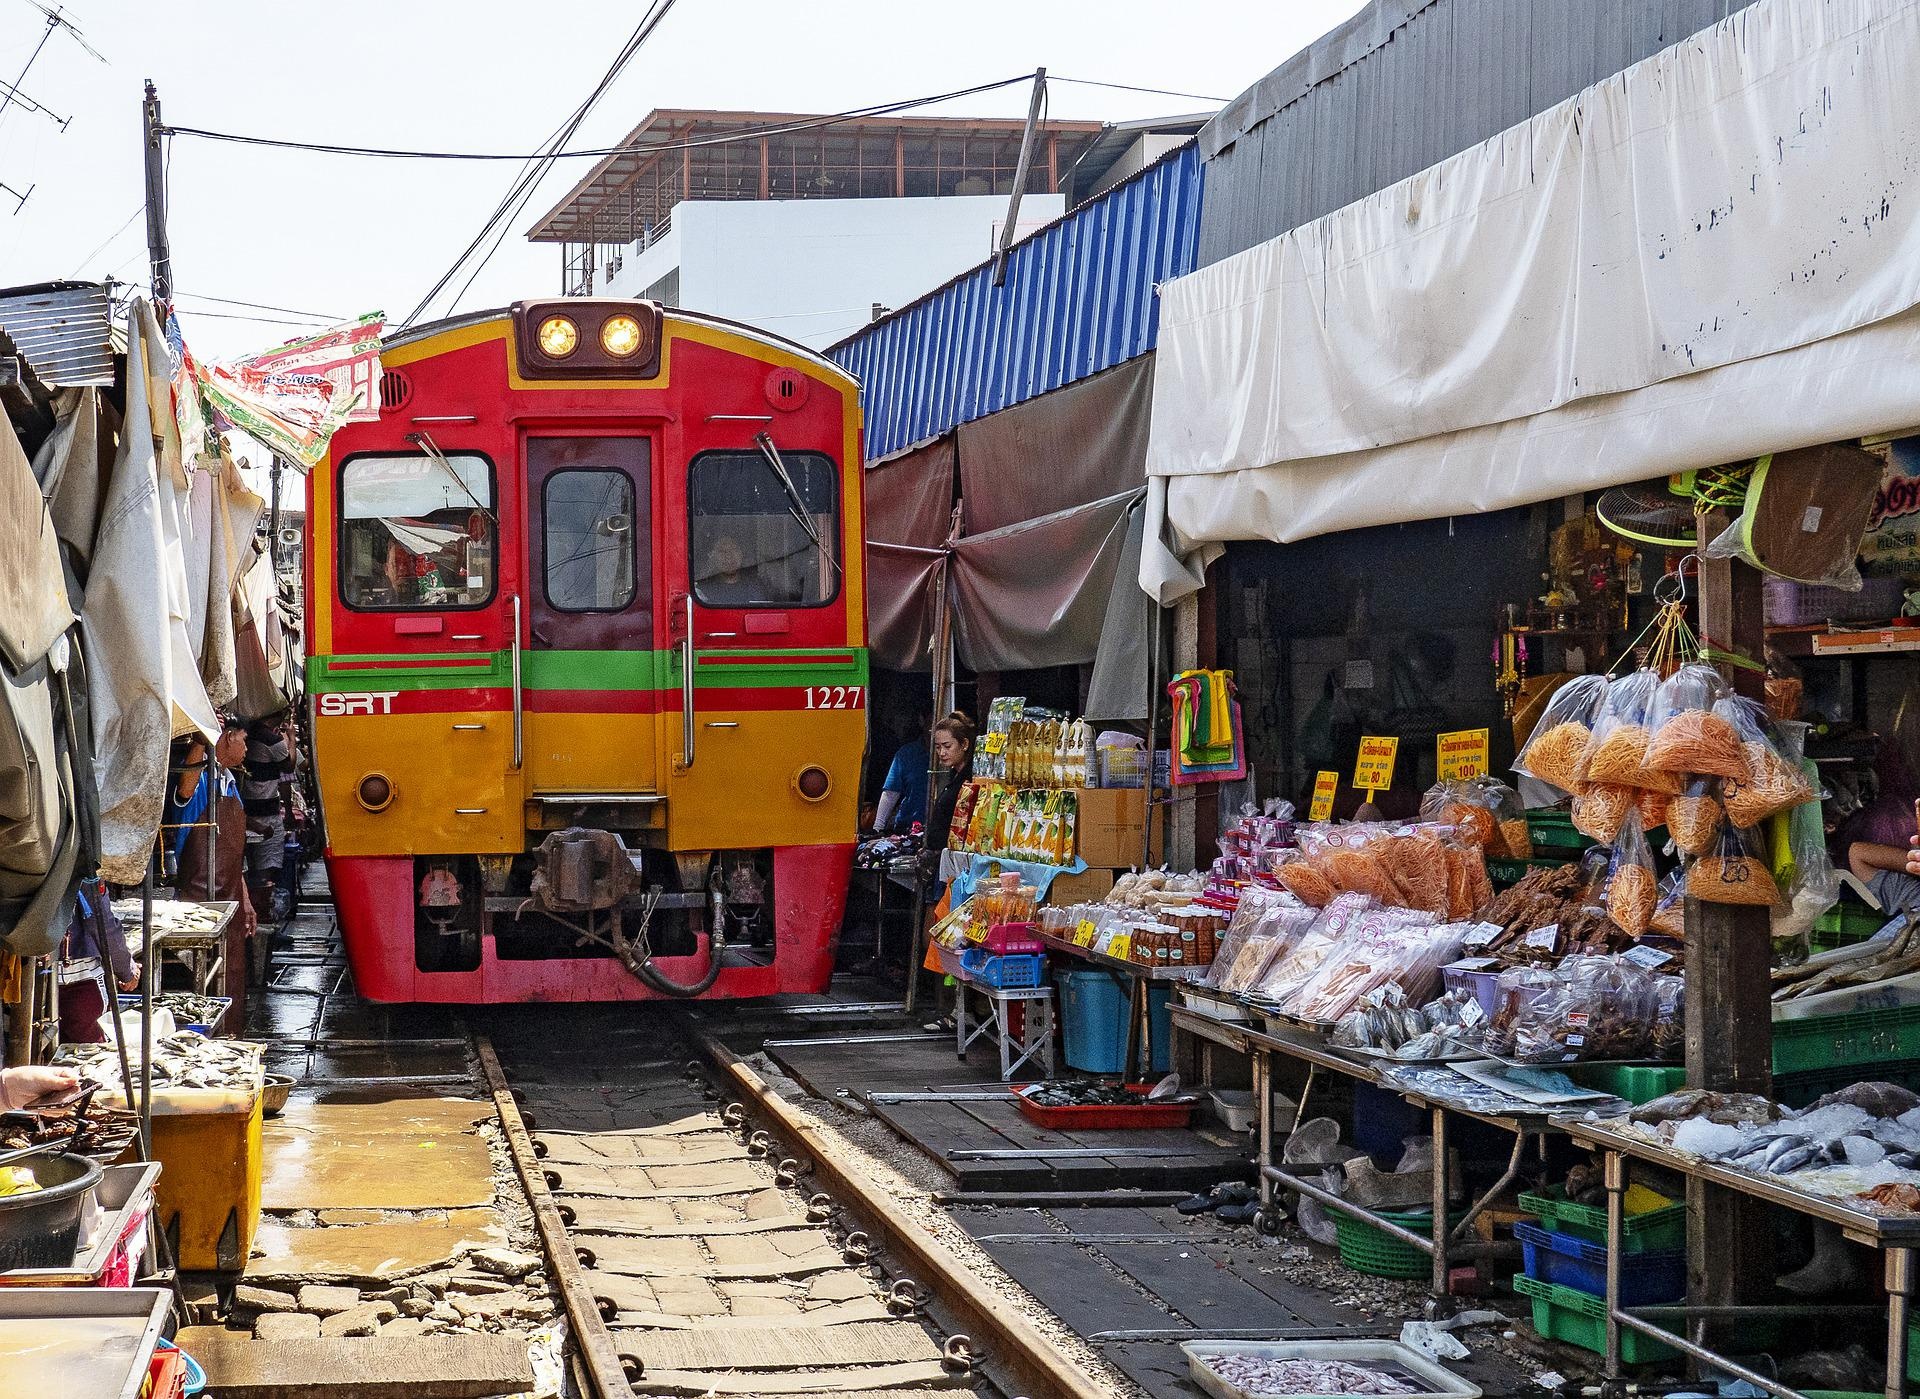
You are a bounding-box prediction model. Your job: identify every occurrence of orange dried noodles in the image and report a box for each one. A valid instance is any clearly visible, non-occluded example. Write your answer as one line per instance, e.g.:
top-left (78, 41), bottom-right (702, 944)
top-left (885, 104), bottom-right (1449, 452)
top-left (1497, 817), bottom-right (1533, 860)
top-left (1322, 848), bottom-right (1399, 904)
top-left (1722, 741), bottom-right (1815, 828)
top-left (1571, 785), bottom-right (1632, 844)
top-left (1524, 721), bottom-right (1593, 794)
top-left (1275, 862), bottom-right (1336, 907)
top-left (1665, 793), bottom-right (1722, 856)
top-left (1585, 724), bottom-right (1683, 794)
top-left (1686, 855), bottom-right (1781, 906)
top-left (1634, 790), bottom-right (1669, 834)
top-left (1650, 899), bottom-right (1686, 939)
top-left (1377, 833), bottom-right (1449, 916)
top-left (1606, 864), bottom-right (1657, 936)
top-left (1441, 802), bottom-right (1496, 848)
top-left (1645, 708), bottom-right (1747, 779)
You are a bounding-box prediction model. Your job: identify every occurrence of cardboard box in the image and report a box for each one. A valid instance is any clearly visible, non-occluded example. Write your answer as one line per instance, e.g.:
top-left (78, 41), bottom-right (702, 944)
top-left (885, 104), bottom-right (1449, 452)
top-left (1075, 788), bottom-right (1163, 868)
top-left (1048, 867), bottom-right (1116, 905)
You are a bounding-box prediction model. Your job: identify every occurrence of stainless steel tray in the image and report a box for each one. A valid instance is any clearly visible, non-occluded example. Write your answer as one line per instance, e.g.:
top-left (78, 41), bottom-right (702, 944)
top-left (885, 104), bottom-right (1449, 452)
top-left (0, 1285), bottom-right (170, 1399)
top-left (1, 1161), bottom-right (160, 1286)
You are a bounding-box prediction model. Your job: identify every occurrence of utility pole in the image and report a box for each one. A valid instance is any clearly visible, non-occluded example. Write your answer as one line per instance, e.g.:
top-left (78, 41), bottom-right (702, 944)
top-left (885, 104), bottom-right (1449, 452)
top-left (992, 68), bottom-right (1047, 288)
top-left (142, 80), bottom-right (172, 304)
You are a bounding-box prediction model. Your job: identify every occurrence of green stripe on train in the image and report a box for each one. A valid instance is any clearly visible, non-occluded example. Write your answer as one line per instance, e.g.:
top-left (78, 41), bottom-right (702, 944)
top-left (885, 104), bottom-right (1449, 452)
top-left (307, 648), bottom-right (867, 694)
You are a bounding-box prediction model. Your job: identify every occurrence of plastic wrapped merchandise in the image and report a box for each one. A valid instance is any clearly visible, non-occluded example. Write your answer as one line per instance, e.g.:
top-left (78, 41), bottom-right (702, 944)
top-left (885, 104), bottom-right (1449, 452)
top-left (1572, 784), bottom-right (1633, 844)
top-left (1485, 965), bottom-right (1562, 1058)
top-left (1214, 901), bottom-right (1322, 995)
top-left (1771, 785), bottom-right (1841, 962)
top-left (1687, 821), bottom-right (1784, 906)
top-left (1274, 853), bottom-right (1338, 907)
top-left (1650, 973), bottom-right (1686, 1059)
top-left (1512, 954), bottom-right (1659, 1063)
top-left (1285, 911), bottom-right (1463, 1024)
top-left (1515, 674), bottom-right (1610, 795)
top-left (1667, 778), bottom-right (1724, 857)
top-left (1603, 812), bottom-right (1658, 937)
top-left (1717, 698), bottom-right (1818, 828)
top-left (1375, 828), bottom-right (1452, 917)
top-left (1644, 661), bottom-right (1740, 777)
top-left (1649, 868), bottom-right (1687, 939)
top-left (1634, 788), bottom-right (1670, 838)
top-left (1255, 893), bottom-right (1376, 1004)
top-left (1584, 670), bottom-right (1684, 794)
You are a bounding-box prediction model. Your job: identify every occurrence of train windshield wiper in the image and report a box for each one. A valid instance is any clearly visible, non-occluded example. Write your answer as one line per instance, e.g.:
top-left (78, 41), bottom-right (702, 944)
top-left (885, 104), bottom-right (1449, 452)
top-left (754, 431), bottom-right (841, 577)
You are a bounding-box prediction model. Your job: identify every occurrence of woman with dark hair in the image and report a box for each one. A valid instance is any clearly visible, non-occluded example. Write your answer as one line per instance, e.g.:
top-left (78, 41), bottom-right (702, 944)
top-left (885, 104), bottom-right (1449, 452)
top-left (919, 711), bottom-right (975, 1032)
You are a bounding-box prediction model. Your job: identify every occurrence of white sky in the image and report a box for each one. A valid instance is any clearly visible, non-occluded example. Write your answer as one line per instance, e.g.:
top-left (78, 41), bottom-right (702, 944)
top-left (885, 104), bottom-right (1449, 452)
top-left (0, 0), bottom-right (1364, 358)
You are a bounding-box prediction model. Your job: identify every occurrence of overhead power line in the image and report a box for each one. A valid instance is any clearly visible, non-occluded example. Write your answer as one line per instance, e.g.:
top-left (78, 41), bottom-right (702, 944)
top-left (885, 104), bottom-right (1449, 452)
top-left (173, 289), bottom-right (347, 321)
top-left (1050, 76), bottom-right (1232, 104)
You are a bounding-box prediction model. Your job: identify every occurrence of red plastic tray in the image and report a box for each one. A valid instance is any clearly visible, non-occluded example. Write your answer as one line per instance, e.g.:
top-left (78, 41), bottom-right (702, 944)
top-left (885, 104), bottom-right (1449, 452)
top-left (1014, 1084), bottom-right (1195, 1130)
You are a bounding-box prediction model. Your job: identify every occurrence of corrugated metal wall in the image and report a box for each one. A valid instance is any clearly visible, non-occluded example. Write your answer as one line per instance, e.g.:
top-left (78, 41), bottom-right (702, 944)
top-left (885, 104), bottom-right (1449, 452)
top-left (1198, 0), bottom-right (1758, 267)
top-left (830, 143), bottom-right (1204, 462)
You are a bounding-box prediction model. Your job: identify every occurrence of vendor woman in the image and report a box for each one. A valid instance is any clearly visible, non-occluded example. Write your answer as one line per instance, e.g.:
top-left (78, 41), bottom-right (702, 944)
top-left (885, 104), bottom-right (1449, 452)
top-left (918, 711), bottom-right (976, 1033)
top-left (57, 876), bottom-right (136, 1044)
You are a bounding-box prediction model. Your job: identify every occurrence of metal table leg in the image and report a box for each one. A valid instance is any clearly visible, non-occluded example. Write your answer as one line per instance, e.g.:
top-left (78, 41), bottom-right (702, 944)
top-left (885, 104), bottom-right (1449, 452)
top-left (1430, 1106), bottom-right (1451, 1301)
top-left (1887, 1246), bottom-right (1914, 1399)
top-left (1254, 1048), bottom-right (1275, 1214)
top-left (1120, 974), bottom-right (1145, 1081)
top-left (1604, 1148), bottom-right (1626, 1378)
top-left (954, 984), bottom-right (971, 1063)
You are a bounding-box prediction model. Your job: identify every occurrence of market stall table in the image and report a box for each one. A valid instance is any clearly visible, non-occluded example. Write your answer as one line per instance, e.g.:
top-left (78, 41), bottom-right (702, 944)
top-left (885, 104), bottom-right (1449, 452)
top-left (954, 968), bottom-right (1056, 1083)
top-left (1172, 1004), bottom-right (1575, 1302)
top-left (1561, 1116), bottom-right (1920, 1399)
top-left (112, 898), bottom-right (237, 1003)
top-left (1041, 931), bottom-right (1200, 1081)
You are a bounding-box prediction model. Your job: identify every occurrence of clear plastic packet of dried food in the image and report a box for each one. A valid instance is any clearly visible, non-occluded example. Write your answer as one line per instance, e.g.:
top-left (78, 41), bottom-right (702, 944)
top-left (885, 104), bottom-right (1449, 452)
top-left (1648, 867), bottom-right (1687, 939)
top-left (1650, 973), bottom-right (1685, 1059)
top-left (1602, 811), bottom-right (1658, 937)
top-left (1665, 777), bottom-right (1723, 857)
top-left (1769, 783), bottom-right (1839, 961)
top-left (1571, 783), bottom-right (1633, 844)
top-left (1422, 778), bottom-right (1497, 848)
top-left (1515, 674), bottom-right (1610, 796)
top-left (1475, 777), bottom-right (1533, 859)
top-left (1375, 827), bottom-right (1452, 917)
top-left (1687, 820), bottom-right (1783, 906)
top-left (1644, 661), bottom-right (1737, 778)
top-left (1583, 670), bottom-right (1683, 794)
top-left (1715, 696), bottom-right (1818, 827)
top-left (1272, 850), bottom-right (1337, 907)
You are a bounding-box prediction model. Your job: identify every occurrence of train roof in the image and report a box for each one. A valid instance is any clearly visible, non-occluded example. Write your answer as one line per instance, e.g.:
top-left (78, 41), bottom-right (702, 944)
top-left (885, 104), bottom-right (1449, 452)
top-left (383, 302), bottom-right (858, 387)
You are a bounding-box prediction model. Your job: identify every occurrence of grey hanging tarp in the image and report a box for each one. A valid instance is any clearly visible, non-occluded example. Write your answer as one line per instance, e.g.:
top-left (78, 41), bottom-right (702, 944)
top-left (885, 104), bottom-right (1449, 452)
top-left (950, 488), bottom-right (1141, 672)
top-left (863, 435), bottom-right (956, 671)
top-left (0, 408), bottom-right (74, 671)
top-left (957, 353), bottom-right (1155, 535)
top-left (1084, 501), bottom-right (1154, 721)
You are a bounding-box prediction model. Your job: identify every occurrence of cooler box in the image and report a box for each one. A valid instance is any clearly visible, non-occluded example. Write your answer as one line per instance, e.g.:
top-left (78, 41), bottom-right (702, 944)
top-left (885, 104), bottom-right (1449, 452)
top-left (108, 1079), bottom-right (263, 1274)
top-left (1059, 968), bottom-right (1171, 1073)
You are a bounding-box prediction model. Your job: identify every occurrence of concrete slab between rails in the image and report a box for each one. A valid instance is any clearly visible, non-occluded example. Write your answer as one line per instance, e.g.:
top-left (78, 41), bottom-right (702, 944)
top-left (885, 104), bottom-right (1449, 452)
top-left (171, 1330), bottom-right (532, 1399)
top-left (248, 1210), bottom-right (504, 1285)
top-left (261, 1094), bottom-right (494, 1212)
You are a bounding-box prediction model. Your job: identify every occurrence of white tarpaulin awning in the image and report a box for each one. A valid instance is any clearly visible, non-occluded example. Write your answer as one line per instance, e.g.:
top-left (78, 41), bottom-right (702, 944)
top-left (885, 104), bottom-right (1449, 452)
top-left (1144, 0), bottom-right (1920, 600)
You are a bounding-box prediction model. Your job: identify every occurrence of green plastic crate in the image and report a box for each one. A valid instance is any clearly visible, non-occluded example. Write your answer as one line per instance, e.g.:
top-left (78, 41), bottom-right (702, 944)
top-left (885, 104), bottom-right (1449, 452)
top-left (1527, 810), bottom-right (1593, 855)
top-left (1569, 1063), bottom-right (1686, 1106)
top-left (1333, 1207), bottom-right (1463, 1280)
top-left (1518, 1187), bottom-right (1687, 1254)
top-left (1810, 900), bottom-right (1891, 953)
top-left (1772, 1003), bottom-right (1920, 1076)
top-left (1776, 1061), bottom-right (1920, 1111)
top-left (1513, 1274), bottom-right (1678, 1364)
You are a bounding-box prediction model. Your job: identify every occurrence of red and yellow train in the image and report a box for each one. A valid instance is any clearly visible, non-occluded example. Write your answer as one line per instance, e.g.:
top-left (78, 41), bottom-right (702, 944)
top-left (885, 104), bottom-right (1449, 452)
top-left (304, 300), bottom-right (865, 1002)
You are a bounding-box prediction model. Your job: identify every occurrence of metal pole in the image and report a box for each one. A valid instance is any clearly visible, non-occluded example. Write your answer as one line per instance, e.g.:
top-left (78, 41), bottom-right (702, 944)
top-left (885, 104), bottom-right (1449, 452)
top-left (141, 80), bottom-right (171, 304)
top-left (1142, 598), bottom-right (1162, 870)
top-left (139, 860), bottom-right (153, 1154)
top-left (991, 69), bottom-right (1047, 288)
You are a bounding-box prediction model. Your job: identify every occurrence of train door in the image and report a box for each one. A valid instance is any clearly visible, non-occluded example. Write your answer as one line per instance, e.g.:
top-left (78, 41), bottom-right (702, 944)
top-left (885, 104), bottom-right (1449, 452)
top-left (522, 434), bottom-right (659, 795)
top-left (665, 441), bottom-right (862, 850)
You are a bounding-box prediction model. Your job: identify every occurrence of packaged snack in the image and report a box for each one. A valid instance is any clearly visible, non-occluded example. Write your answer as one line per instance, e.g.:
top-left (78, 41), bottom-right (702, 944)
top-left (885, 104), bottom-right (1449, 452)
top-left (1602, 812), bottom-right (1657, 937)
top-left (1634, 789), bottom-right (1669, 835)
top-left (1274, 858), bottom-right (1337, 907)
top-left (1644, 662), bottom-right (1739, 777)
top-left (1651, 974), bottom-right (1685, 1059)
top-left (1649, 868), bottom-right (1687, 938)
top-left (1571, 784), bottom-right (1633, 844)
top-left (1665, 778), bottom-right (1722, 857)
top-left (1686, 822), bottom-right (1782, 906)
top-left (1376, 829), bottom-right (1450, 917)
top-left (1515, 674), bottom-right (1609, 795)
top-left (1715, 697), bottom-right (1817, 827)
top-left (1583, 671), bottom-right (1682, 794)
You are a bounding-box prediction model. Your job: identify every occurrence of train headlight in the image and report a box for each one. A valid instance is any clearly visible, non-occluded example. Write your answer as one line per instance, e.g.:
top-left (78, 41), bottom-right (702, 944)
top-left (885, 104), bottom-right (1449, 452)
top-left (793, 765), bottom-right (832, 802)
top-left (600, 314), bottom-right (643, 358)
top-left (536, 315), bottom-right (579, 358)
top-left (357, 772), bottom-right (395, 812)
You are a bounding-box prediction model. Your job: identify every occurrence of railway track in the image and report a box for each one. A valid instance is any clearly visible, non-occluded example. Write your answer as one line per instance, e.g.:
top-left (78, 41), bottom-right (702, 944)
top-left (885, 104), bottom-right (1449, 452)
top-left (474, 1014), bottom-right (1107, 1399)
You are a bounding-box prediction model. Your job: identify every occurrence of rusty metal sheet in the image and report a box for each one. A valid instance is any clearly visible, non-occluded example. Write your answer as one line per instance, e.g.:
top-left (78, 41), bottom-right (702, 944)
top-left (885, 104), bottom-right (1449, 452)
top-left (0, 282), bottom-right (115, 387)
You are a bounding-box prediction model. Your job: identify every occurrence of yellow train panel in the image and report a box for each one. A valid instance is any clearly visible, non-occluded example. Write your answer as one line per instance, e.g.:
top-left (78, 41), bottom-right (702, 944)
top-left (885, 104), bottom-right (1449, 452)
top-left (667, 708), bottom-right (863, 852)
top-left (315, 711), bottom-right (522, 855)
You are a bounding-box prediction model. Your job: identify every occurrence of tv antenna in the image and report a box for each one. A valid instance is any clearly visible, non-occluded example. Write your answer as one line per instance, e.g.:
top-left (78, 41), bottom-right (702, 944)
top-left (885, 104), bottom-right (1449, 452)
top-left (0, 4), bottom-right (108, 131)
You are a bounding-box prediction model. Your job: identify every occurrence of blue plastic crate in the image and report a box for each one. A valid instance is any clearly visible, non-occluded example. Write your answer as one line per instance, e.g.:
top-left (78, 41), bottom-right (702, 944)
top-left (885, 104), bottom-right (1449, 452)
top-left (959, 949), bottom-right (1043, 989)
top-left (1516, 1221), bottom-right (1685, 1306)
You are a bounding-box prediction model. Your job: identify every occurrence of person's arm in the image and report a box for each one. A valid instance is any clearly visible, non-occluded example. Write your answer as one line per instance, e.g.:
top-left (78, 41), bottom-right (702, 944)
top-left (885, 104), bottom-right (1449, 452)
top-left (0, 1065), bottom-right (78, 1111)
top-left (874, 790), bottom-right (902, 833)
top-left (94, 897), bottom-right (136, 990)
top-left (174, 740), bottom-right (208, 804)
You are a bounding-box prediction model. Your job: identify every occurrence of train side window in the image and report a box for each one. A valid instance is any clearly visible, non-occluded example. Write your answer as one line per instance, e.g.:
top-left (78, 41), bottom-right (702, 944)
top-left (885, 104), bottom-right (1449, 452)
top-left (687, 450), bottom-right (839, 608)
top-left (339, 453), bottom-right (496, 611)
top-left (543, 469), bottom-right (637, 612)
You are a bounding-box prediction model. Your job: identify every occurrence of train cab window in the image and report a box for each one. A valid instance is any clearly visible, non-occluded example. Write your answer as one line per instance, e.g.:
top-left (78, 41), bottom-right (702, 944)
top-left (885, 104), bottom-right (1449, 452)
top-left (688, 450), bottom-right (839, 608)
top-left (543, 469), bottom-right (637, 611)
top-left (339, 453), bottom-right (495, 610)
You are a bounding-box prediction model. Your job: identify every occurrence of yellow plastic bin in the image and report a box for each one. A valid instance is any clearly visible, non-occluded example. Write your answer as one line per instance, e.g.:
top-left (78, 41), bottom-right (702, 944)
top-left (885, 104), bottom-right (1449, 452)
top-left (108, 1079), bottom-right (262, 1274)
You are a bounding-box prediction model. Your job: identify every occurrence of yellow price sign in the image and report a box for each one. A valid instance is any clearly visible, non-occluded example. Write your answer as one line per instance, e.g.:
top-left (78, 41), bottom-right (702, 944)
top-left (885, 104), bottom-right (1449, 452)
top-left (1308, 770), bottom-right (1339, 821)
top-left (1107, 933), bottom-right (1132, 962)
top-left (1353, 736), bottom-right (1399, 793)
top-left (980, 732), bottom-right (1006, 755)
top-left (1437, 728), bottom-right (1491, 782)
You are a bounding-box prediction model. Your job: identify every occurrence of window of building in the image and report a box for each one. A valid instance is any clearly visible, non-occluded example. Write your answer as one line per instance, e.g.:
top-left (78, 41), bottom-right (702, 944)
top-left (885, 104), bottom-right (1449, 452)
top-left (688, 449), bottom-right (839, 608)
top-left (543, 469), bottom-right (638, 611)
top-left (339, 453), bottom-right (495, 611)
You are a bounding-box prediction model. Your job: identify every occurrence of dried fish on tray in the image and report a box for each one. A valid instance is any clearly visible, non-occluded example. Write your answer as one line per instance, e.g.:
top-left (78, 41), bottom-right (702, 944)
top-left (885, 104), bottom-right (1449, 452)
top-left (1183, 1339), bottom-right (1481, 1399)
top-left (59, 1031), bottom-right (264, 1094)
top-left (111, 898), bottom-right (235, 953)
top-left (0, 1099), bottom-right (139, 1164)
top-left (1772, 916), bottom-right (1920, 1003)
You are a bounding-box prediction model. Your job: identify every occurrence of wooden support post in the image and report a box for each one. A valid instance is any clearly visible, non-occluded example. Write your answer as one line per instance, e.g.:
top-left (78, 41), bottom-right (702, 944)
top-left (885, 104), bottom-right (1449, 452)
top-left (760, 137), bottom-right (769, 199)
top-left (1684, 506), bottom-right (1774, 1308)
top-left (894, 130), bottom-right (905, 198)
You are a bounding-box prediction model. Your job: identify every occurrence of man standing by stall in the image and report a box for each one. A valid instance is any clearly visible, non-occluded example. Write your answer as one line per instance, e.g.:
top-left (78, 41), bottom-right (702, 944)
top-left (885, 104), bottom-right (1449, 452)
top-left (167, 719), bottom-right (257, 1029)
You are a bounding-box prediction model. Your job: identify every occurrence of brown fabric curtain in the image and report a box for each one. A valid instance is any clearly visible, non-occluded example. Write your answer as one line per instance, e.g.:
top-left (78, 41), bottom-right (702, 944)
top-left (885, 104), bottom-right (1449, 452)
top-left (863, 436), bottom-right (956, 671)
top-left (956, 354), bottom-right (1154, 535)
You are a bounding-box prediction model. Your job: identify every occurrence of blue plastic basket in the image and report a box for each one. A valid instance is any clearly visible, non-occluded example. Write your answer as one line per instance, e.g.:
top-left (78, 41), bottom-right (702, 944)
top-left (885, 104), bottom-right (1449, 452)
top-left (959, 949), bottom-right (1043, 989)
top-left (1516, 1221), bottom-right (1684, 1305)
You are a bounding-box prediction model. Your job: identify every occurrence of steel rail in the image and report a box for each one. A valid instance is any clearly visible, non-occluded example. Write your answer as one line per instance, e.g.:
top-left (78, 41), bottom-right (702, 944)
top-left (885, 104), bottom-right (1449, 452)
top-left (690, 1022), bottom-right (1112, 1399)
top-left (472, 1034), bottom-right (633, 1399)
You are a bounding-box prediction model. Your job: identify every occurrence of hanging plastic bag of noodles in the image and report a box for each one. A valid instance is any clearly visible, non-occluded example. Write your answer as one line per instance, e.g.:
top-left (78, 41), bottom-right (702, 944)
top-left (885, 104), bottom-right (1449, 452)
top-left (1644, 660), bottom-right (1743, 779)
top-left (1602, 810), bottom-right (1659, 938)
top-left (1571, 783), bottom-right (1634, 844)
top-left (1714, 696), bottom-right (1817, 828)
top-left (1583, 670), bottom-right (1682, 794)
top-left (1514, 674), bottom-right (1609, 796)
top-left (1649, 867), bottom-right (1687, 939)
top-left (1687, 820), bottom-right (1782, 907)
top-left (1664, 777), bottom-right (1724, 857)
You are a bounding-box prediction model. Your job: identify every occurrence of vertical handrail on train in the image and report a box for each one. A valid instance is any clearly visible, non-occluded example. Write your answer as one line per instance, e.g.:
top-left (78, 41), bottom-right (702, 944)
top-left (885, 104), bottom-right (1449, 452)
top-left (510, 595), bottom-right (524, 769)
top-left (681, 593), bottom-right (696, 767)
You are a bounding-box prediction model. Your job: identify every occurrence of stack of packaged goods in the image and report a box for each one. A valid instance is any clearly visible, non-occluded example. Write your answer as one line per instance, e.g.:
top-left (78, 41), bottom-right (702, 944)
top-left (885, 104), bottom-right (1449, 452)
top-left (950, 697), bottom-right (1098, 863)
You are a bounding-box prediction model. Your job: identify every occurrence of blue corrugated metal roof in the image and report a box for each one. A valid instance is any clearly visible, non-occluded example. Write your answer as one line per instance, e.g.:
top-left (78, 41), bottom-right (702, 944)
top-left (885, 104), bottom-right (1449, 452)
top-left (829, 142), bottom-right (1204, 462)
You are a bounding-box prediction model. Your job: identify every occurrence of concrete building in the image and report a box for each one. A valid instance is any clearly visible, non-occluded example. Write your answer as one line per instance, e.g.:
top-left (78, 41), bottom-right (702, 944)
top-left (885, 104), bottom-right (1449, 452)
top-left (524, 109), bottom-right (1199, 349)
